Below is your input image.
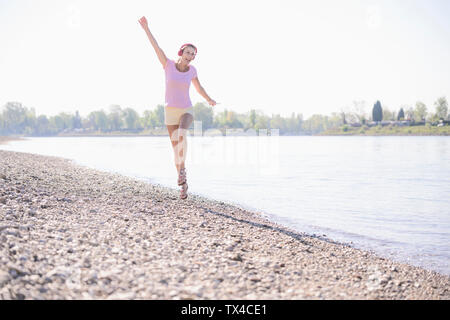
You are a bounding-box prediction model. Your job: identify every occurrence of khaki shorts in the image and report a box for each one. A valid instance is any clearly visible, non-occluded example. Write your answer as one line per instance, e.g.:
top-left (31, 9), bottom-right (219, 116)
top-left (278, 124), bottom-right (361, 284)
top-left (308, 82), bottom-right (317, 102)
top-left (164, 106), bottom-right (194, 125)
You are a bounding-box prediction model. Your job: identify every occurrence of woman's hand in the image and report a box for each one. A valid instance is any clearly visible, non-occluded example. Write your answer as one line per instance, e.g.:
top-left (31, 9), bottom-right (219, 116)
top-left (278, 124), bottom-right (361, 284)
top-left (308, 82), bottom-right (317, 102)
top-left (138, 16), bottom-right (149, 30)
top-left (207, 99), bottom-right (217, 107)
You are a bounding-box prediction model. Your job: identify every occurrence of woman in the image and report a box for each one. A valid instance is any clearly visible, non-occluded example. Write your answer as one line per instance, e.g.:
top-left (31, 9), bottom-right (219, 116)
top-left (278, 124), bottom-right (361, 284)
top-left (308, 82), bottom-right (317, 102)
top-left (138, 16), bottom-right (216, 199)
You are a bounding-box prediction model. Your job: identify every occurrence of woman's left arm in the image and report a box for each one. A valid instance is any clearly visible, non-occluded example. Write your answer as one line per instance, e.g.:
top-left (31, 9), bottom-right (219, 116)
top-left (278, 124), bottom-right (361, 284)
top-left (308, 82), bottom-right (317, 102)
top-left (192, 77), bottom-right (216, 106)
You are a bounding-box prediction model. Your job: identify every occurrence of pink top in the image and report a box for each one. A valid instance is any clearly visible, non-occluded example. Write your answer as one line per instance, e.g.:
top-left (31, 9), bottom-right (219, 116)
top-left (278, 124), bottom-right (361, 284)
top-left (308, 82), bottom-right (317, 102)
top-left (164, 59), bottom-right (197, 109)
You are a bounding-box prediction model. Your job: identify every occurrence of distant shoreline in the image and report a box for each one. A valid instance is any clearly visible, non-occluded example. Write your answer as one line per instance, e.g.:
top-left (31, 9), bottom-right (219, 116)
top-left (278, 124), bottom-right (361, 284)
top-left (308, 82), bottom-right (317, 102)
top-left (1, 125), bottom-right (449, 141)
top-left (318, 125), bottom-right (450, 136)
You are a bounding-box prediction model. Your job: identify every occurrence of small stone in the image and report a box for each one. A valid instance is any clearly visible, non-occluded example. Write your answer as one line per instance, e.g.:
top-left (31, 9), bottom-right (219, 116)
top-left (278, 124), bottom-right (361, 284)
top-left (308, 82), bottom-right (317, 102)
top-left (29, 275), bottom-right (40, 282)
top-left (0, 270), bottom-right (11, 286)
top-left (40, 201), bottom-right (50, 209)
top-left (83, 258), bottom-right (91, 268)
top-left (15, 293), bottom-right (26, 300)
top-left (231, 254), bottom-right (243, 262)
top-left (169, 290), bottom-right (178, 297)
top-left (9, 267), bottom-right (26, 279)
top-left (177, 265), bottom-right (188, 272)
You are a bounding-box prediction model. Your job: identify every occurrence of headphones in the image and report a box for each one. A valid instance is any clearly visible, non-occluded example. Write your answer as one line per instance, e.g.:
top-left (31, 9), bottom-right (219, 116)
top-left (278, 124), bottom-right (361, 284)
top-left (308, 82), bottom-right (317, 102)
top-left (178, 43), bottom-right (197, 57)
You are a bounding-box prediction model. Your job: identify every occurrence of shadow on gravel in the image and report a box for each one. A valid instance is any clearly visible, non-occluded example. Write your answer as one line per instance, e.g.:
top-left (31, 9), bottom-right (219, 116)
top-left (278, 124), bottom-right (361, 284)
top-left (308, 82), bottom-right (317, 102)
top-left (198, 206), bottom-right (349, 248)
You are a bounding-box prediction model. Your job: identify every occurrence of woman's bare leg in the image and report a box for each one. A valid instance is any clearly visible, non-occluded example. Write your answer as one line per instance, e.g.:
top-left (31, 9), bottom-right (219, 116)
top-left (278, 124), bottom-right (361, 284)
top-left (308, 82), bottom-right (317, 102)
top-left (166, 124), bottom-right (182, 173)
top-left (177, 113), bottom-right (193, 199)
top-left (166, 114), bottom-right (193, 176)
top-left (177, 113), bottom-right (194, 170)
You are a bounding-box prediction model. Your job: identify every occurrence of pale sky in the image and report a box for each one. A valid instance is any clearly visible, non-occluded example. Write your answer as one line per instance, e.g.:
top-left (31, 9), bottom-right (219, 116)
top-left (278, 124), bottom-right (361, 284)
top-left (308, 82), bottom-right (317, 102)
top-left (1, 0), bottom-right (449, 119)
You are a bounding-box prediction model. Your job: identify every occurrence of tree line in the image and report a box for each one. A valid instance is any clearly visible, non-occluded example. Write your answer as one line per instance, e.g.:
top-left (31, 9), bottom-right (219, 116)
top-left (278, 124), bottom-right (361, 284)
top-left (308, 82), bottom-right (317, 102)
top-left (369, 97), bottom-right (448, 123)
top-left (0, 96), bottom-right (448, 136)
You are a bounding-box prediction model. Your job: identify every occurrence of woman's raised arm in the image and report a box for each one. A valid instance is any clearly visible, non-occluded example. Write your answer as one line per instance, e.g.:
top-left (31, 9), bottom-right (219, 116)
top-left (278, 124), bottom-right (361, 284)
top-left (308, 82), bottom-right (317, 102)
top-left (138, 16), bottom-right (168, 68)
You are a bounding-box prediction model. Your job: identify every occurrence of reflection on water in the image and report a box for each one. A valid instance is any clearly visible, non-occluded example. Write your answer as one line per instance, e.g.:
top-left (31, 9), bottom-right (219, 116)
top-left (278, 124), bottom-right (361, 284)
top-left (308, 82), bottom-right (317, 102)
top-left (2, 136), bottom-right (449, 275)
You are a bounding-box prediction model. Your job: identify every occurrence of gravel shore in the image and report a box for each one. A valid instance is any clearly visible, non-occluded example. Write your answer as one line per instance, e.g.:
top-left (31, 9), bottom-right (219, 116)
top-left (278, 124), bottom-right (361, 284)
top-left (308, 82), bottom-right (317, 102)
top-left (0, 149), bottom-right (449, 300)
top-left (0, 136), bottom-right (24, 145)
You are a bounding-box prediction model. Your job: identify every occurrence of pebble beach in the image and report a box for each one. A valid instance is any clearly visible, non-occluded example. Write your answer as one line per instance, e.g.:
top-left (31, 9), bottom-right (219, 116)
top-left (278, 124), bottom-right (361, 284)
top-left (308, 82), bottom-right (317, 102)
top-left (0, 147), bottom-right (449, 300)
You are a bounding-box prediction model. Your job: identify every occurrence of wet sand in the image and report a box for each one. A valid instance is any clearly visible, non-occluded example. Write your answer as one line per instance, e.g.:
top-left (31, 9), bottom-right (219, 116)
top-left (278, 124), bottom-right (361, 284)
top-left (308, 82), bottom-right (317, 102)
top-left (0, 149), bottom-right (449, 299)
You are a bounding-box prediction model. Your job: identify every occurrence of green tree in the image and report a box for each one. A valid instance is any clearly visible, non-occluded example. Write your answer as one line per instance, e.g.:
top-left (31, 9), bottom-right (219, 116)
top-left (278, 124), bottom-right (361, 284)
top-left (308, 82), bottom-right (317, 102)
top-left (1, 102), bottom-right (28, 134)
top-left (0, 114), bottom-right (3, 133)
top-left (235, 113), bottom-right (247, 129)
top-left (50, 115), bottom-right (66, 132)
top-left (0, 113), bottom-right (4, 134)
top-left (108, 105), bottom-right (124, 131)
top-left (286, 112), bottom-right (303, 133)
top-left (81, 116), bottom-right (92, 130)
top-left (382, 108), bottom-right (392, 121)
top-left (249, 109), bottom-right (256, 129)
top-left (193, 102), bottom-right (213, 130)
top-left (35, 115), bottom-right (51, 136)
top-left (340, 106), bottom-right (358, 124)
top-left (255, 113), bottom-right (270, 131)
top-left (270, 114), bottom-right (287, 134)
top-left (141, 109), bottom-right (156, 129)
top-left (414, 101), bottom-right (427, 121)
top-left (24, 107), bottom-right (37, 134)
top-left (372, 101), bottom-right (382, 122)
top-left (397, 108), bottom-right (405, 121)
top-left (213, 109), bottom-right (228, 128)
top-left (87, 110), bottom-right (109, 131)
top-left (352, 100), bottom-right (367, 123)
top-left (97, 110), bottom-right (109, 131)
top-left (405, 107), bottom-right (414, 121)
top-left (434, 96), bottom-right (448, 120)
top-left (73, 111), bottom-right (82, 129)
top-left (123, 107), bottom-right (140, 130)
top-left (303, 114), bottom-right (328, 134)
top-left (57, 112), bottom-right (76, 130)
top-left (227, 110), bottom-right (244, 128)
top-left (328, 112), bottom-right (343, 129)
top-left (87, 112), bottom-right (97, 130)
top-left (154, 105), bottom-right (165, 128)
